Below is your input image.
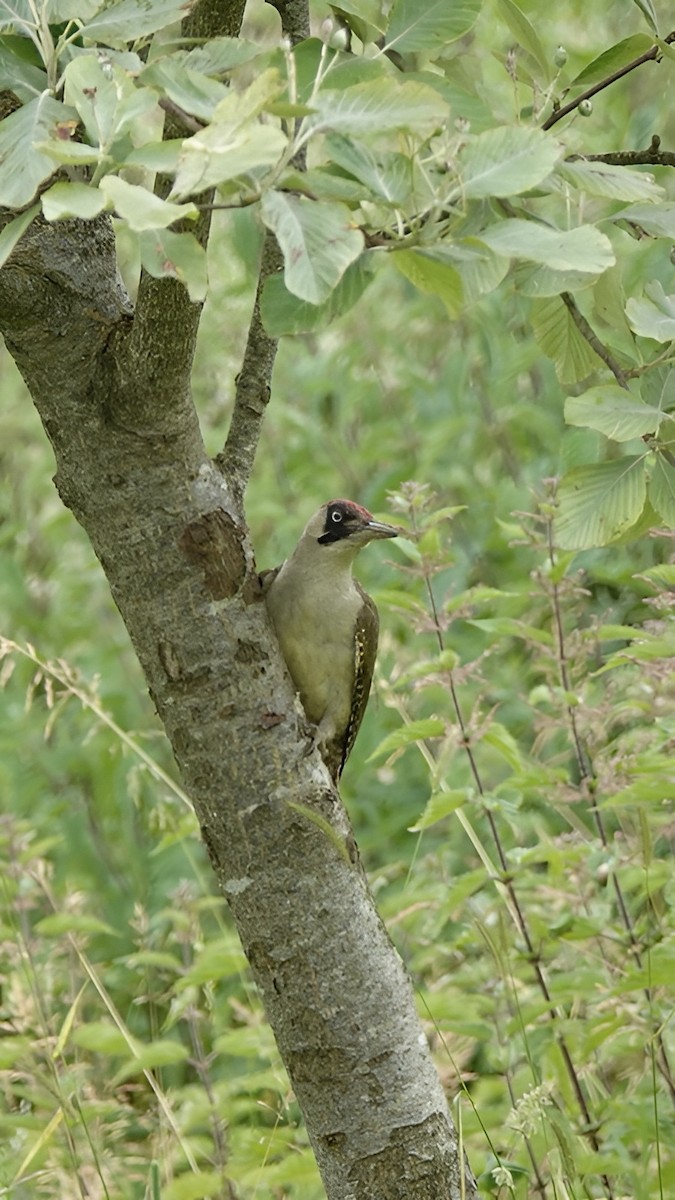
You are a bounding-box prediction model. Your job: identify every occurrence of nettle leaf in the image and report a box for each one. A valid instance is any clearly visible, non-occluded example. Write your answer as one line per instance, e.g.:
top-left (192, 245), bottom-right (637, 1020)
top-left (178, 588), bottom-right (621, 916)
top-left (495, 0), bottom-right (551, 80)
top-left (479, 220), bottom-right (615, 273)
top-left (307, 77), bottom-right (448, 137)
top-left (557, 160), bottom-right (663, 203)
top-left (409, 789), bottom-right (467, 831)
top-left (393, 249), bottom-right (463, 316)
top-left (0, 94), bottom-right (77, 207)
top-left (101, 176), bottom-right (198, 231)
top-left (0, 203), bottom-right (39, 270)
top-left (564, 386), bottom-right (668, 441)
top-left (77, 0), bottom-right (193, 49)
top-left (452, 126), bottom-right (561, 201)
top-left (260, 256), bottom-right (374, 336)
top-left (648, 456), bottom-right (675, 526)
top-left (614, 201), bottom-right (675, 238)
top-left (568, 35), bottom-right (654, 91)
top-left (556, 458), bottom-right (647, 548)
top-left (384, 0), bottom-right (480, 55)
top-left (137, 229), bottom-right (208, 302)
top-left (626, 281), bottom-right (675, 342)
top-left (41, 181), bottom-right (107, 221)
top-left (369, 718), bottom-right (445, 761)
top-left (531, 296), bottom-right (604, 384)
top-left (260, 191), bottom-right (364, 305)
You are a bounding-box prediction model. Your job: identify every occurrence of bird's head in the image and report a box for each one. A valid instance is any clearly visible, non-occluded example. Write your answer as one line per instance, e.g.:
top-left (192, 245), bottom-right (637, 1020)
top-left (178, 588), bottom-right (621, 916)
top-left (303, 499), bottom-right (398, 553)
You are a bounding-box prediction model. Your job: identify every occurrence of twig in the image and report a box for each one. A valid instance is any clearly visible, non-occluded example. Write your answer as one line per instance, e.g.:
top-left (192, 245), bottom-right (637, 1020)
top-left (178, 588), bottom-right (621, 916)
top-left (216, 231), bottom-right (283, 495)
top-left (159, 96), bottom-right (205, 135)
top-left (542, 31), bottom-right (675, 130)
top-left (560, 292), bottom-right (628, 387)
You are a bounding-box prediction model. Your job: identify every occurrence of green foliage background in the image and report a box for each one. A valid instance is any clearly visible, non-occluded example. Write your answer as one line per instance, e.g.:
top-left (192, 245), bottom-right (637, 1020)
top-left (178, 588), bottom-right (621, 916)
top-left (1, 0), bottom-right (674, 1197)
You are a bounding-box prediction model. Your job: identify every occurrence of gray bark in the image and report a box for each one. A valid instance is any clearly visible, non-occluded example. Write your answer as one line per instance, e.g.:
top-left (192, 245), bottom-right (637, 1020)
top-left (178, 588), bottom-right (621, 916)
top-left (0, 135), bottom-right (475, 1200)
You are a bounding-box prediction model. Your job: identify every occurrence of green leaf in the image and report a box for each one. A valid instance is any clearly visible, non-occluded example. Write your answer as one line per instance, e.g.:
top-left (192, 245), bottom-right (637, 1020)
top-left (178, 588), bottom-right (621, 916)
top-left (495, 0), bottom-right (551, 79)
top-left (35, 913), bottom-right (118, 936)
top-left (370, 718), bottom-right (445, 761)
top-left (384, 0), bottom-right (481, 55)
top-left (178, 937), bottom-right (248, 988)
top-left (260, 191), bottom-right (364, 305)
top-left (41, 182), bottom-right (107, 221)
top-left (443, 239), bottom-right (508, 303)
top-left (73, 1021), bottom-right (132, 1055)
top-left (648, 456), bottom-right (675, 526)
top-left (479, 220), bottom-right (614, 273)
top-left (137, 229), bottom-right (208, 302)
top-left (140, 60), bottom-right (229, 122)
top-left (77, 0), bottom-right (194, 49)
top-left (170, 71), bottom-right (287, 199)
top-left (0, 37), bottom-right (47, 99)
top-left (468, 618), bottom-right (554, 645)
top-left (0, 94), bottom-right (77, 207)
top-left (564, 386), bottom-right (666, 441)
top-left (393, 249), bottom-right (463, 316)
top-left (513, 262), bottom-right (597, 298)
top-left (114, 1038), bottom-right (189, 1079)
top-left (64, 54), bottom-right (159, 157)
top-left (100, 176), bottom-right (198, 231)
top-left (326, 135), bottom-right (413, 204)
top-left (0, 203), bottom-right (38, 270)
top-left (307, 77), bottom-right (448, 136)
top-left (568, 35), bottom-right (654, 91)
top-left (631, 0), bottom-right (659, 35)
top-left (531, 296), bottom-right (604, 384)
top-left (557, 159), bottom-right (663, 203)
top-left (409, 789), bottom-right (467, 831)
top-left (614, 201), bottom-right (675, 238)
top-left (184, 36), bottom-right (263, 74)
top-left (331, 0), bottom-right (384, 44)
top-left (163, 1172), bottom-right (224, 1200)
top-left (452, 126), bottom-right (561, 201)
top-left (260, 256), bottom-right (374, 335)
top-left (626, 281), bottom-right (675, 341)
top-left (556, 458), bottom-right (647, 548)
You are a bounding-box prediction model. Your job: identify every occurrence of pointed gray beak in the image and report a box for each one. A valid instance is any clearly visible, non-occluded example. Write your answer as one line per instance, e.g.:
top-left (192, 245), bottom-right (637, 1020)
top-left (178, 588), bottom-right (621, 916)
top-left (365, 519), bottom-right (399, 540)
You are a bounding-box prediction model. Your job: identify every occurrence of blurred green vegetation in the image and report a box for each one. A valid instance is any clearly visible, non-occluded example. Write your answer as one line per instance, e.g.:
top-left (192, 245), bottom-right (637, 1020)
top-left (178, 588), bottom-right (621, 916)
top-left (2, 0), bottom-right (675, 1197)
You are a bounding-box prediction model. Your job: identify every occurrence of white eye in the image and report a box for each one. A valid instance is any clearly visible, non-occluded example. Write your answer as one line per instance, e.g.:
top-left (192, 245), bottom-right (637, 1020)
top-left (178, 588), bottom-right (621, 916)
top-left (331, 510), bottom-right (343, 523)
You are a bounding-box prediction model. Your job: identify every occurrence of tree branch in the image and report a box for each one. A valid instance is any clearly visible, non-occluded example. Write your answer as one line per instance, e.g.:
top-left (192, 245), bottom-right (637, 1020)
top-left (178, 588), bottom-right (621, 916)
top-left (560, 292), bottom-right (628, 387)
top-left (216, 231), bottom-right (283, 496)
top-left (569, 134), bottom-right (675, 168)
top-left (542, 31), bottom-right (675, 130)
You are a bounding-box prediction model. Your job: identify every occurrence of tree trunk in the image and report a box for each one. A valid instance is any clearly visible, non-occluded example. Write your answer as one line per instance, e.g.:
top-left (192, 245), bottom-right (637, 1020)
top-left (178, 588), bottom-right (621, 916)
top-left (0, 211), bottom-right (475, 1200)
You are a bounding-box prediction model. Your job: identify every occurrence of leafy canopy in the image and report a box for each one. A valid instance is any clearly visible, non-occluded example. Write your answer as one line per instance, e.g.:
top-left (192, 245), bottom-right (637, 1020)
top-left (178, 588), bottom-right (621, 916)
top-left (0, 0), bottom-right (674, 537)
